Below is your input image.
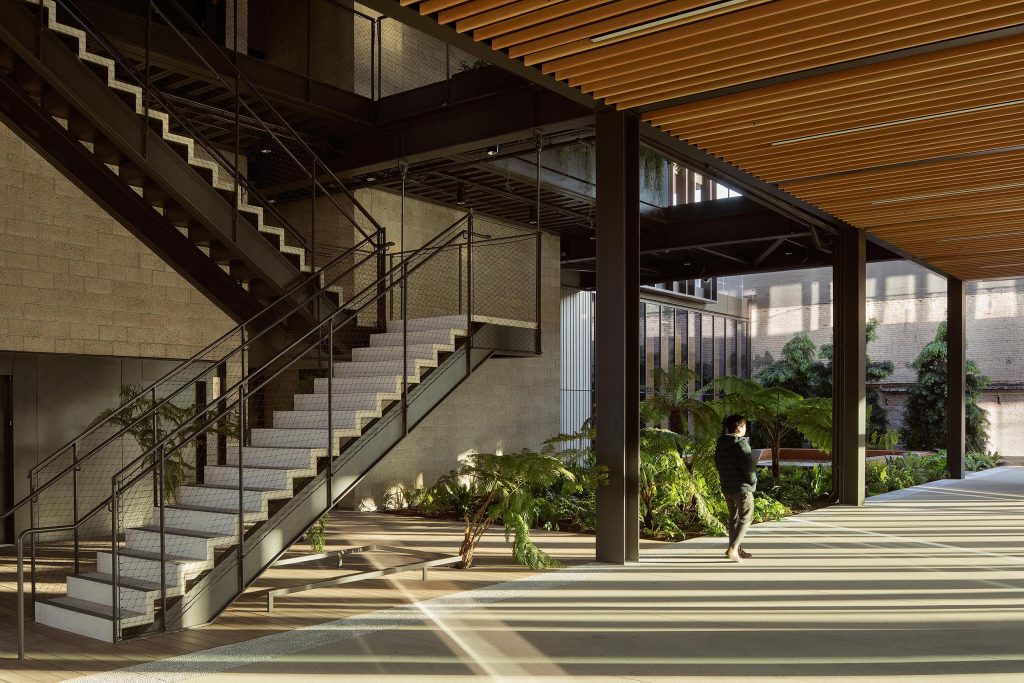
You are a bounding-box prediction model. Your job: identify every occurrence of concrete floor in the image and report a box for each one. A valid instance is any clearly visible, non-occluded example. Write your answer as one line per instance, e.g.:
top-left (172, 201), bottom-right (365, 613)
top-left (73, 467), bottom-right (1024, 682)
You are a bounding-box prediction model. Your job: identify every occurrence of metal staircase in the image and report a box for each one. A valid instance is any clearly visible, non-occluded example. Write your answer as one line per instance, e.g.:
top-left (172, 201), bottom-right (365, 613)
top-left (0, 0), bottom-right (384, 325)
top-left (0, 0), bottom-right (543, 657)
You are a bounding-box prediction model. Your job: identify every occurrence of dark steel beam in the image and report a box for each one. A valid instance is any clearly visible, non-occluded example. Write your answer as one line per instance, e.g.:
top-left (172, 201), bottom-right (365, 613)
top-left (833, 225), bottom-right (866, 506)
top-left (0, 71), bottom-right (258, 324)
top-left (355, 0), bottom-right (598, 110)
top-left (75, 0), bottom-right (373, 125)
top-left (636, 24), bottom-right (1024, 113)
top-left (595, 108), bottom-right (640, 565)
top-left (561, 200), bottom-right (807, 263)
top-left (947, 277), bottom-right (967, 479)
top-left (753, 237), bottom-right (788, 267)
top-left (329, 86), bottom-right (592, 177)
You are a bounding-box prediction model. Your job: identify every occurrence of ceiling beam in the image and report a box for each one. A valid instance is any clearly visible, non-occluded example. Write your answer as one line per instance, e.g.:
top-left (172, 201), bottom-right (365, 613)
top-left (329, 84), bottom-right (592, 177)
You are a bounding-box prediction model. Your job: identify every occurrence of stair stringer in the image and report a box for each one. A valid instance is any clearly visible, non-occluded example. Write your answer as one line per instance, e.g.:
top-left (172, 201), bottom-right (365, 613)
top-left (0, 0), bottom-right (340, 317)
top-left (167, 337), bottom-right (495, 630)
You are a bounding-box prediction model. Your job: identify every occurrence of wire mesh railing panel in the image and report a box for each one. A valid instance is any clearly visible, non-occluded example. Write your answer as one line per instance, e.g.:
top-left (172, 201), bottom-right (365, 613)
top-left (377, 17), bottom-right (478, 98)
top-left (471, 233), bottom-right (539, 327)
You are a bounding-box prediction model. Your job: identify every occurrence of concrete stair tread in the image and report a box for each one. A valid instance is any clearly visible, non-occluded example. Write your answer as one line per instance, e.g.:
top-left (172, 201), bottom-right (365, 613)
top-left (135, 525), bottom-right (234, 540)
top-left (105, 547), bottom-right (204, 565)
top-left (72, 572), bottom-right (167, 593)
top-left (38, 596), bottom-right (147, 621)
top-left (184, 483), bottom-right (293, 494)
top-left (164, 503), bottom-right (259, 518)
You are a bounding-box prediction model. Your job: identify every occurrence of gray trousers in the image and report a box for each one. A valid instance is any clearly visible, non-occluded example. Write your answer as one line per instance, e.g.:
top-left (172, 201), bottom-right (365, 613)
top-left (724, 492), bottom-right (754, 547)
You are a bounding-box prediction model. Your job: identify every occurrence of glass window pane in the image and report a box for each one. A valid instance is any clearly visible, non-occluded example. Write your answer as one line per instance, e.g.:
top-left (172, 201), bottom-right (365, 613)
top-left (726, 318), bottom-right (737, 377)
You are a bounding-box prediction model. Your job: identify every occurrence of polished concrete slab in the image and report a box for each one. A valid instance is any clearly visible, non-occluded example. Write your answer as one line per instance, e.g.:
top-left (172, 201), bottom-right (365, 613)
top-left (76, 467), bottom-right (1024, 682)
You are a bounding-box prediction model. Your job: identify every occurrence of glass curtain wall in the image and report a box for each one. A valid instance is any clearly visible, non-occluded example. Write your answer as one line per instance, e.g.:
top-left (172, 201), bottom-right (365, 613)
top-left (560, 284), bottom-right (750, 436)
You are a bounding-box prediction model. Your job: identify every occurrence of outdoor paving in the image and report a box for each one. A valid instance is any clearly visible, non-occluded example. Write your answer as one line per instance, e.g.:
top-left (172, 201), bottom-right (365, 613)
top-left (56, 466), bottom-right (1024, 682)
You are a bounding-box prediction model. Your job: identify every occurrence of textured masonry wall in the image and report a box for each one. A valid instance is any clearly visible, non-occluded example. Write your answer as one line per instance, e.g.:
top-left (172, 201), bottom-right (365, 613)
top-left (0, 126), bottom-right (235, 359)
top-left (344, 188), bottom-right (561, 507)
top-left (744, 261), bottom-right (1024, 455)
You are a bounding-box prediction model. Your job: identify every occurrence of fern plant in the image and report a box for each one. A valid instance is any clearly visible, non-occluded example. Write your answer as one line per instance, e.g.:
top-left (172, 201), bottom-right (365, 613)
top-left (92, 384), bottom-right (239, 502)
top-left (431, 450), bottom-right (575, 569)
top-left (715, 377), bottom-right (832, 478)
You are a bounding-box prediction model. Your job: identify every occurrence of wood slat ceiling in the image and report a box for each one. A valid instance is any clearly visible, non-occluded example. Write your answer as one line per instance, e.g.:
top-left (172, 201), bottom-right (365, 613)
top-left (396, 0), bottom-right (1024, 280)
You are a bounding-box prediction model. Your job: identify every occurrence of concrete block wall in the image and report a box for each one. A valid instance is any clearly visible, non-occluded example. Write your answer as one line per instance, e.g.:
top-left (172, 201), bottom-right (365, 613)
top-left (744, 261), bottom-right (1024, 455)
top-left (0, 126), bottom-right (235, 360)
top-left (343, 188), bottom-right (561, 507)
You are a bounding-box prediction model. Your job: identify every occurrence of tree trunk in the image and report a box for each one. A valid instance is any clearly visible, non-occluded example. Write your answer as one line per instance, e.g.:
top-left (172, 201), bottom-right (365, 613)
top-left (771, 437), bottom-right (781, 479)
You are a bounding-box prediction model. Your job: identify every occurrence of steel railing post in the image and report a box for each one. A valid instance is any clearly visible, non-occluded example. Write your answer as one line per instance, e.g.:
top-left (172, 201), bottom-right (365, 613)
top-left (158, 427), bottom-right (167, 633)
top-left (327, 321), bottom-right (334, 506)
top-left (16, 536), bottom-right (25, 659)
top-left (401, 259), bottom-right (408, 435)
top-left (466, 212), bottom-right (474, 375)
top-left (237, 331), bottom-right (246, 592)
top-left (110, 477), bottom-right (120, 643)
top-left (143, 0), bottom-right (151, 158)
top-left (72, 442), bottom-right (79, 574)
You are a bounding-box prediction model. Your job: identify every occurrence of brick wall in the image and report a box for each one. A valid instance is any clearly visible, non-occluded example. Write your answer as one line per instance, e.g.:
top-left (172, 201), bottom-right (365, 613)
top-left (743, 261), bottom-right (1024, 455)
top-left (0, 125), bottom-right (235, 359)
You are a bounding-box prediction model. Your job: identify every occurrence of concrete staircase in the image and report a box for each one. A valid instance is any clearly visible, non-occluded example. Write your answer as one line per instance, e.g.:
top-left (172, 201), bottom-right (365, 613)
top-left (34, 315), bottom-right (469, 641)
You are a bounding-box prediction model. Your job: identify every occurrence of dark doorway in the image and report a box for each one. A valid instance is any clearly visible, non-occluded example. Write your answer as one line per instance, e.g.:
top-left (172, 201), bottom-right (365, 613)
top-left (0, 375), bottom-right (12, 544)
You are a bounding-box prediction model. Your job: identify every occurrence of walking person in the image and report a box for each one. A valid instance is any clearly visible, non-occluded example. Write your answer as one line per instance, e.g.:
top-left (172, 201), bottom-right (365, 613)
top-left (714, 414), bottom-right (757, 562)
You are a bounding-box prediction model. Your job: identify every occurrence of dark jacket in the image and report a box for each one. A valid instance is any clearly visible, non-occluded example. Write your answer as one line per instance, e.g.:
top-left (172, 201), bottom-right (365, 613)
top-left (714, 434), bottom-right (757, 494)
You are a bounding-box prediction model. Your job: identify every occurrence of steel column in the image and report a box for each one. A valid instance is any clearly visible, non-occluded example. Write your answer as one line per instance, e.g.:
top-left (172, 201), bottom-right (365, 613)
top-left (594, 108), bottom-right (640, 564)
top-left (947, 277), bottom-right (967, 479)
top-left (832, 226), bottom-right (866, 506)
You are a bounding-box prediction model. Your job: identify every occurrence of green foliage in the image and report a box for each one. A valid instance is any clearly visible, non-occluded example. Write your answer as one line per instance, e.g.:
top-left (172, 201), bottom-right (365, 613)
top-left (901, 322), bottom-right (991, 453)
top-left (752, 494), bottom-right (791, 523)
top-left (865, 453), bottom-right (947, 496)
top-left (427, 449), bottom-right (575, 569)
top-left (92, 384), bottom-right (238, 502)
top-left (966, 451), bottom-right (1002, 471)
top-left (757, 319), bottom-right (895, 437)
top-left (868, 428), bottom-right (900, 452)
top-left (715, 377), bottom-right (832, 478)
top-left (305, 513), bottom-right (329, 553)
top-left (457, 59), bottom-right (491, 72)
top-left (642, 365), bottom-right (719, 435)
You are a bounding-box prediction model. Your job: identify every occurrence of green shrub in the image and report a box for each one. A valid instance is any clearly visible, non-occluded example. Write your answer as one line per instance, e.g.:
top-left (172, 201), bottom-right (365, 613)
top-left (966, 451), bottom-right (1002, 471)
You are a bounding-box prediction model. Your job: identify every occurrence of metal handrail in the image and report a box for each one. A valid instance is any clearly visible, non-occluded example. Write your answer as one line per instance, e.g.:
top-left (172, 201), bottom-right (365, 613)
top-left (48, 0), bottom-right (320, 254)
top-left (1, 228), bottom-right (383, 523)
top-left (112, 218), bottom-right (476, 489)
top-left (149, 0), bottom-right (382, 239)
top-left (7, 214), bottom-right (480, 659)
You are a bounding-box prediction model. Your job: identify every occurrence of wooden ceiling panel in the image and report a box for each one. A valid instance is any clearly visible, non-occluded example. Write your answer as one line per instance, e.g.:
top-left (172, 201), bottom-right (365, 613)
top-left (399, 0), bottom-right (1024, 278)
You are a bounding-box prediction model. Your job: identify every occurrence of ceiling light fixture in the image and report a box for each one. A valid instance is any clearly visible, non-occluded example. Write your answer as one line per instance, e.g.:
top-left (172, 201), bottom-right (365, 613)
top-left (259, 148), bottom-right (272, 154)
top-left (486, 144), bottom-right (501, 157)
top-left (773, 97), bottom-right (1024, 146)
top-left (936, 230), bottom-right (1024, 243)
top-left (871, 182), bottom-right (1024, 205)
top-left (591, 0), bottom-right (754, 43)
top-left (529, 206), bottom-right (538, 225)
top-left (456, 183), bottom-right (467, 206)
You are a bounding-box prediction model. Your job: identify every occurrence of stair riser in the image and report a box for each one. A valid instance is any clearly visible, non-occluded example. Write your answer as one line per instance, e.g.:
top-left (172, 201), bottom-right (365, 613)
top-left (162, 507), bottom-right (240, 536)
top-left (250, 428), bottom-right (358, 449)
top-left (126, 528), bottom-right (226, 561)
top-left (334, 362), bottom-right (434, 378)
top-left (35, 602), bottom-right (116, 642)
top-left (351, 344), bottom-right (450, 362)
top-left (204, 466), bottom-right (301, 490)
top-left (272, 411), bottom-right (373, 431)
top-left (370, 331), bottom-right (463, 348)
top-left (96, 552), bottom-right (197, 588)
top-left (386, 316), bottom-right (467, 333)
top-left (176, 487), bottom-right (272, 514)
top-left (293, 394), bottom-right (393, 412)
top-left (312, 377), bottom-right (401, 394)
top-left (66, 577), bottom-right (160, 615)
top-left (225, 448), bottom-right (322, 469)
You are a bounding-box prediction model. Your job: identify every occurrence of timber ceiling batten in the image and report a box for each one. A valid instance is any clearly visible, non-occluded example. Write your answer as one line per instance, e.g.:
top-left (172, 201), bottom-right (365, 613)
top-left (397, 0), bottom-right (1024, 279)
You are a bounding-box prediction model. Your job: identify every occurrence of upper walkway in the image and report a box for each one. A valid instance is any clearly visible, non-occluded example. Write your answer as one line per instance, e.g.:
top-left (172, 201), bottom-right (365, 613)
top-left (5, 467), bottom-right (1024, 681)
